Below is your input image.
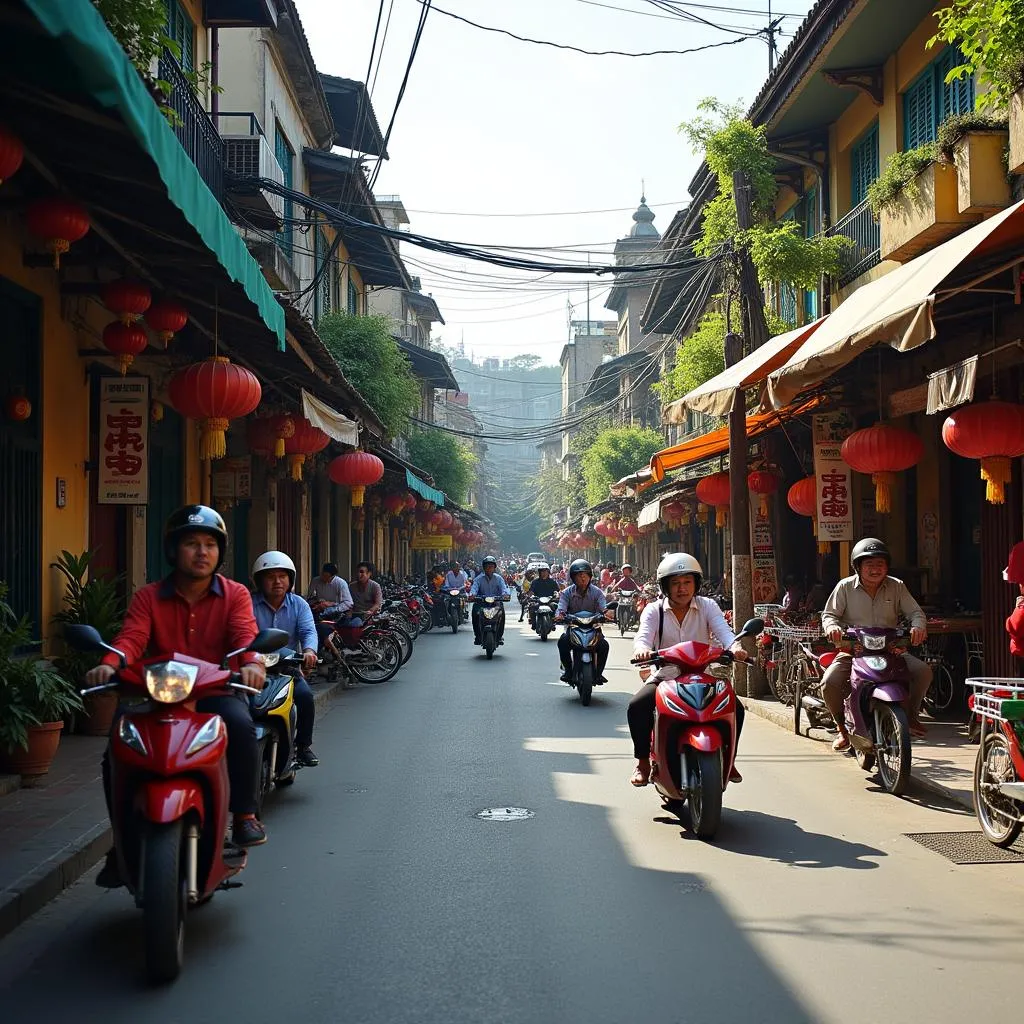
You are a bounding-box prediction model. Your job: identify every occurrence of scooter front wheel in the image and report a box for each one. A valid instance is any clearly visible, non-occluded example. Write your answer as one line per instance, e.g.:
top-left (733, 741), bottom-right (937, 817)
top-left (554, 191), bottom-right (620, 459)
top-left (142, 819), bottom-right (186, 984)
top-left (974, 731), bottom-right (1024, 847)
top-left (577, 662), bottom-right (594, 706)
top-left (875, 704), bottom-right (911, 795)
top-left (484, 632), bottom-right (496, 659)
top-left (686, 750), bottom-right (723, 839)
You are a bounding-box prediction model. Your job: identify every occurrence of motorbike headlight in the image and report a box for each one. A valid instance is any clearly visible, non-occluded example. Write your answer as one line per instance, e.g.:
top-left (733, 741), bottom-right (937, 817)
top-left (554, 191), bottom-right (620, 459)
top-left (263, 652), bottom-right (281, 668)
top-left (450, 590), bottom-right (460, 596)
top-left (862, 634), bottom-right (887, 651)
top-left (117, 716), bottom-right (147, 756)
top-left (186, 716), bottom-right (224, 757)
top-left (269, 683), bottom-right (293, 709)
top-left (663, 695), bottom-right (690, 716)
top-left (863, 655), bottom-right (888, 671)
top-left (145, 661), bottom-right (199, 703)
top-left (483, 608), bottom-right (499, 619)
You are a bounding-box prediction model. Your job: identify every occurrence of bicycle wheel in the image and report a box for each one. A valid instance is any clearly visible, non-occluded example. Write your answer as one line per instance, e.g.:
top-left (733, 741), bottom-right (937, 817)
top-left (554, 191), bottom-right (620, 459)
top-left (923, 663), bottom-right (955, 718)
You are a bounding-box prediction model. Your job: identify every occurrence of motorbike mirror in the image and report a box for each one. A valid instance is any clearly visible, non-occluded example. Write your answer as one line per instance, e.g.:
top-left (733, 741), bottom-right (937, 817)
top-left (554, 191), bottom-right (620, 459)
top-left (606, 601), bottom-right (619, 610)
top-left (738, 617), bottom-right (764, 639)
top-left (224, 628), bottom-right (290, 667)
top-left (63, 623), bottom-right (127, 668)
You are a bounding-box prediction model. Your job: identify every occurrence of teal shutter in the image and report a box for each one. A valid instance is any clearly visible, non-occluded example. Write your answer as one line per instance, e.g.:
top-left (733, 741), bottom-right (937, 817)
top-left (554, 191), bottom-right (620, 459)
top-left (274, 123), bottom-right (294, 260)
top-left (851, 122), bottom-right (879, 207)
top-left (936, 47), bottom-right (975, 121)
top-left (164, 0), bottom-right (195, 72)
top-left (904, 72), bottom-right (935, 149)
top-left (347, 280), bottom-right (359, 315)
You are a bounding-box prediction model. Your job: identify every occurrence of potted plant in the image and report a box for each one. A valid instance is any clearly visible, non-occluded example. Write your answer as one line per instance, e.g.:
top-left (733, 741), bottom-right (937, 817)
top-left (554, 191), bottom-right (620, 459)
top-left (50, 550), bottom-right (125, 736)
top-left (0, 581), bottom-right (83, 780)
top-left (936, 111), bottom-right (1010, 213)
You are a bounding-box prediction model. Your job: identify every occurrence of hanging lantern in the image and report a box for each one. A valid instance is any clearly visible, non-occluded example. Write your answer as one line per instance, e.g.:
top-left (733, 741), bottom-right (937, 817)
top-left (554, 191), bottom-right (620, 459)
top-left (5, 393), bottom-right (31, 422)
top-left (270, 412), bottom-right (296, 459)
top-left (167, 355), bottom-right (262, 460)
top-left (383, 493), bottom-right (407, 516)
top-left (942, 399), bottom-right (1024, 504)
top-left (430, 510), bottom-right (446, 530)
top-left (328, 451), bottom-right (384, 507)
top-left (786, 476), bottom-right (817, 518)
top-left (438, 509), bottom-right (453, 529)
top-left (696, 503), bottom-right (709, 525)
top-left (747, 468), bottom-right (780, 517)
top-left (624, 522), bottom-right (640, 540)
top-left (841, 423), bottom-right (922, 514)
top-left (246, 415), bottom-right (279, 462)
top-left (0, 126), bottom-right (24, 184)
top-left (403, 492), bottom-right (417, 511)
top-left (25, 197), bottom-right (90, 269)
top-left (661, 500), bottom-right (686, 525)
top-left (101, 279), bottom-right (151, 324)
top-left (102, 320), bottom-right (148, 375)
top-left (418, 499), bottom-right (436, 513)
top-left (284, 415), bottom-right (330, 481)
top-left (696, 471), bottom-right (731, 527)
top-left (145, 300), bottom-right (189, 344)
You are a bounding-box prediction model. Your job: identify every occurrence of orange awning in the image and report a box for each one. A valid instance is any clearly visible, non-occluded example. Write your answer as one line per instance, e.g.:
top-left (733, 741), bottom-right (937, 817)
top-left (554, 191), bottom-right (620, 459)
top-left (649, 395), bottom-right (825, 482)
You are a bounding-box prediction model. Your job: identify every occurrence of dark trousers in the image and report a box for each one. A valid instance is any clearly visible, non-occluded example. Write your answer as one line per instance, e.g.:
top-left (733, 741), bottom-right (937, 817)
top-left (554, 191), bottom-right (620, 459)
top-left (627, 681), bottom-right (745, 759)
top-left (558, 630), bottom-right (609, 677)
top-left (472, 604), bottom-right (504, 642)
top-left (293, 673), bottom-right (315, 748)
top-left (103, 694), bottom-right (260, 816)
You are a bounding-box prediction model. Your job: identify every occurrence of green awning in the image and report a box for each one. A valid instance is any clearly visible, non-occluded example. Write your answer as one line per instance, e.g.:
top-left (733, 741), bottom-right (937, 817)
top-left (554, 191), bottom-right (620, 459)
top-left (405, 469), bottom-right (445, 507)
top-left (21, 0), bottom-right (285, 350)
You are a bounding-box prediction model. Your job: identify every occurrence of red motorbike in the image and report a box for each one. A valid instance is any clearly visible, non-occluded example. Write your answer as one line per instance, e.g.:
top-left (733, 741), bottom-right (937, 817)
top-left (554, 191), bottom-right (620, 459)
top-left (66, 623), bottom-right (287, 984)
top-left (631, 617), bottom-right (762, 839)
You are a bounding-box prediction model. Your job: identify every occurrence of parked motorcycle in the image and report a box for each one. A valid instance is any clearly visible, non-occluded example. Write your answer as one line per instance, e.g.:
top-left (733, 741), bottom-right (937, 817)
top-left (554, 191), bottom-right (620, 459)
top-left (473, 595), bottom-right (506, 659)
top-left (842, 626), bottom-right (913, 795)
top-left (443, 588), bottom-right (465, 633)
top-left (630, 617), bottom-right (762, 838)
top-left (968, 678), bottom-right (1024, 847)
top-left (532, 595), bottom-right (555, 641)
top-left (66, 623), bottom-right (287, 983)
top-left (251, 649), bottom-right (307, 817)
top-left (317, 619), bottom-right (402, 684)
top-left (563, 605), bottom-right (615, 706)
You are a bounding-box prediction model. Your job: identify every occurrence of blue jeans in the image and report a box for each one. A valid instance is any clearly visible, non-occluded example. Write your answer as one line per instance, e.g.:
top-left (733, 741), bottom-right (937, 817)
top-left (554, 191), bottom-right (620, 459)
top-left (293, 672), bottom-right (315, 748)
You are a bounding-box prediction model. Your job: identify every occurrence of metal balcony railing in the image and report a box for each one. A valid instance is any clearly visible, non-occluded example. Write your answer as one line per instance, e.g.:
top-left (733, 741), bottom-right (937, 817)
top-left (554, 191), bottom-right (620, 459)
top-left (158, 48), bottom-right (224, 202)
top-left (830, 198), bottom-right (881, 287)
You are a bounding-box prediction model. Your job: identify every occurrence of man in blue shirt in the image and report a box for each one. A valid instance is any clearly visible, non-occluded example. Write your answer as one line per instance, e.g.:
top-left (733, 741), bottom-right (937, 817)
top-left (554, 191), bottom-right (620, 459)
top-left (469, 555), bottom-right (510, 646)
top-left (444, 560), bottom-right (469, 591)
top-left (554, 558), bottom-right (610, 683)
top-left (251, 550), bottom-right (321, 767)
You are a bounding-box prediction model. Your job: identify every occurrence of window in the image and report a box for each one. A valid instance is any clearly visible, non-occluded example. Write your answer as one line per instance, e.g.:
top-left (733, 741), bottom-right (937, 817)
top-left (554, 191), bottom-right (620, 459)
top-left (274, 122), bottom-right (294, 260)
top-left (850, 122), bottom-right (879, 207)
top-left (314, 226), bottom-right (331, 323)
top-left (164, 0), bottom-right (195, 72)
top-left (347, 279), bottom-right (360, 315)
top-left (903, 48), bottom-right (974, 150)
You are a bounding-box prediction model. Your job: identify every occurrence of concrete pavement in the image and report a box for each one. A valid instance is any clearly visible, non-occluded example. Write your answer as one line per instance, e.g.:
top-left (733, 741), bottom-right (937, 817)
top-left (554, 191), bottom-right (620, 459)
top-left (0, 620), bottom-right (1021, 1023)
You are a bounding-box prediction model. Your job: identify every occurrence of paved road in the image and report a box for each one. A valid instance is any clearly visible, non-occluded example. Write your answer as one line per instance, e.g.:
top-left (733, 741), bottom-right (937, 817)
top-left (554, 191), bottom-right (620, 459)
top-left (2, 615), bottom-right (1022, 1023)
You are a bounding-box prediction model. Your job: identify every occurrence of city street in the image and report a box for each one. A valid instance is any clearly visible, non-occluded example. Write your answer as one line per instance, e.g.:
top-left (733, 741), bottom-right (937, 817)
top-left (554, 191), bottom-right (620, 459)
top-left (1, 617), bottom-right (1022, 1023)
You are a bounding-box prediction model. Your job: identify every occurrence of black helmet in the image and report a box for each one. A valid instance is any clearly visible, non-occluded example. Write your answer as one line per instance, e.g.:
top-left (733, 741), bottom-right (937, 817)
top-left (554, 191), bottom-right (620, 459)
top-left (482, 555), bottom-right (497, 569)
top-left (569, 558), bottom-right (593, 581)
top-left (851, 537), bottom-right (890, 571)
top-left (164, 504), bottom-right (228, 569)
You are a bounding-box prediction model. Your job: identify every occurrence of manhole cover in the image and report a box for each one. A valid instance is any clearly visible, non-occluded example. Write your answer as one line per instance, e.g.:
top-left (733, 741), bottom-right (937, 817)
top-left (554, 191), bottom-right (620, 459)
top-left (904, 831), bottom-right (1024, 864)
top-left (476, 807), bottom-right (535, 821)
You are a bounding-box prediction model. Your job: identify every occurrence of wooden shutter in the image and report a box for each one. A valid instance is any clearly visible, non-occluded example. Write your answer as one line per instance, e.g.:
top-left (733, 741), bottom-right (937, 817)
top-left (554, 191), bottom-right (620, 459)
top-left (274, 123), bottom-right (294, 259)
top-left (851, 122), bottom-right (879, 207)
top-left (936, 47), bottom-right (975, 121)
top-left (904, 72), bottom-right (935, 149)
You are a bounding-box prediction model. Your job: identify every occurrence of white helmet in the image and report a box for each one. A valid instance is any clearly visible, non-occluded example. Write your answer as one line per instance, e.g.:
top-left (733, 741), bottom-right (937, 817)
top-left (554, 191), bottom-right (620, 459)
top-left (656, 552), bottom-right (703, 594)
top-left (252, 550), bottom-right (296, 589)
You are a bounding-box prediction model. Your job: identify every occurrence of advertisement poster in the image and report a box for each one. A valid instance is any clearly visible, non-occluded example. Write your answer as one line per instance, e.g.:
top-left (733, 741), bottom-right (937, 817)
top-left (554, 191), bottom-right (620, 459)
top-left (212, 457), bottom-right (252, 501)
top-left (98, 377), bottom-right (148, 504)
top-left (750, 507), bottom-right (779, 603)
top-left (812, 412), bottom-right (854, 543)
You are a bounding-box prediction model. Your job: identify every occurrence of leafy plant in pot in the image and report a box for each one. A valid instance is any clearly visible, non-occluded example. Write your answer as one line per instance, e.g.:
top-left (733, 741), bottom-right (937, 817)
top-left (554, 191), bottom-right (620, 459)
top-left (50, 550), bottom-right (125, 736)
top-left (0, 581), bottom-right (83, 779)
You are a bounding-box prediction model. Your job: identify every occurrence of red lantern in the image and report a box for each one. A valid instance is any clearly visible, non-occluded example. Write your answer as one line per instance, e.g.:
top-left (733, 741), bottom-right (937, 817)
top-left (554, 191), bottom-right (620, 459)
top-left (661, 500), bottom-right (686, 524)
top-left (5, 394), bottom-right (31, 422)
top-left (101, 279), bottom-right (151, 324)
top-left (696, 471), bottom-right (731, 527)
top-left (102, 320), bottom-right (148, 375)
top-left (145, 300), bottom-right (189, 344)
top-left (284, 416), bottom-right (330, 481)
top-left (403, 492), bottom-right (417, 511)
top-left (168, 356), bottom-right (262, 460)
top-left (246, 416), bottom-right (278, 462)
top-left (383, 493), bottom-right (406, 516)
top-left (430, 510), bottom-right (446, 530)
top-left (786, 476), bottom-right (817, 518)
top-left (841, 423), bottom-right (922, 513)
top-left (942, 399), bottom-right (1024, 504)
top-left (437, 509), bottom-right (453, 529)
top-left (25, 197), bottom-right (90, 269)
top-left (269, 413), bottom-right (296, 459)
top-left (747, 468), bottom-right (780, 517)
top-left (328, 451), bottom-right (384, 507)
top-left (0, 126), bottom-right (24, 184)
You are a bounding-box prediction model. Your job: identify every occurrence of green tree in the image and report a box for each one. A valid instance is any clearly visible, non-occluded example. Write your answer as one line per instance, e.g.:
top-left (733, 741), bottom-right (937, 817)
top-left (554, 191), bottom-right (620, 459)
top-left (93, 0), bottom-right (169, 73)
top-left (507, 353), bottom-right (543, 370)
top-left (405, 428), bottom-right (478, 505)
top-left (319, 313), bottom-right (421, 437)
top-left (580, 426), bottom-right (664, 507)
top-left (930, 0), bottom-right (1024, 111)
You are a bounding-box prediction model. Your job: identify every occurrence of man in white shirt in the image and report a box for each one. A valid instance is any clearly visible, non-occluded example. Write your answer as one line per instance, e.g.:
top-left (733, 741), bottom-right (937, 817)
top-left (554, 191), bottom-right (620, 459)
top-left (629, 553), bottom-right (748, 787)
top-left (307, 562), bottom-right (354, 621)
top-left (444, 560), bottom-right (469, 591)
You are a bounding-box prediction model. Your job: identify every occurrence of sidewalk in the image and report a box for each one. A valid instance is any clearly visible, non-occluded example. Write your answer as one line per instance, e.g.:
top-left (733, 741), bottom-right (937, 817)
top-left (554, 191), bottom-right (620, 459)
top-left (742, 695), bottom-right (977, 810)
top-left (0, 678), bottom-right (343, 942)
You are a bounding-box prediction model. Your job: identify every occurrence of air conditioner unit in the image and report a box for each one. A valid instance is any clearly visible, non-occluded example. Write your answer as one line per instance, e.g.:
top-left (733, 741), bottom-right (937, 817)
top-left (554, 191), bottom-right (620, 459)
top-left (243, 235), bottom-right (299, 293)
top-left (223, 134), bottom-right (285, 228)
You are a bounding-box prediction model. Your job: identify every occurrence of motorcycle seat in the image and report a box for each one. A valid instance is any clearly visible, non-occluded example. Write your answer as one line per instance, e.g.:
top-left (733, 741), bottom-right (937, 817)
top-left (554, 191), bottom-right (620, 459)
top-left (338, 625), bottom-right (364, 644)
top-left (818, 651), bottom-right (838, 669)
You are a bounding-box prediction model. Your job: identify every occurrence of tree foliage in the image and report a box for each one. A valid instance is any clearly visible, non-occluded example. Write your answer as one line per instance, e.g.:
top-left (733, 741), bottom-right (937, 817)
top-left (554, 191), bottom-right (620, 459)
top-left (930, 0), bottom-right (1024, 111)
top-left (93, 0), bottom-right (169, 73)
top-left (319, 313), bottom-right (421, 437)
top-left (405, 428), bottom-right (477, 506)
top-left (866, 143), bottom-right (939, 214)
top-left (507, 353), bottom-right (543, 370)
top-left (580, 426), bottom-right (664, 508)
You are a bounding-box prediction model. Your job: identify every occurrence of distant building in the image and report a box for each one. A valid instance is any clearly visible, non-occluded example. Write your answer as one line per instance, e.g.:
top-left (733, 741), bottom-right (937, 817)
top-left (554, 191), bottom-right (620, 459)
top-left (560, 320), bottom-right (617, 480)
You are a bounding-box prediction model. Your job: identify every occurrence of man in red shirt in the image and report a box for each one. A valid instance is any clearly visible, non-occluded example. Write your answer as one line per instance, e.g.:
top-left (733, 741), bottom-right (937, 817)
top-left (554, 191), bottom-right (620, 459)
top-left (86, 506), bottom-right (269, 885)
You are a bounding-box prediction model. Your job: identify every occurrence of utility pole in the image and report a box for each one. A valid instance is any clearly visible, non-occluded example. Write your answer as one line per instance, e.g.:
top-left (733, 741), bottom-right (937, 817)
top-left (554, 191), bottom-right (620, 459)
top-left (729, 169), bottom-right (770, 697)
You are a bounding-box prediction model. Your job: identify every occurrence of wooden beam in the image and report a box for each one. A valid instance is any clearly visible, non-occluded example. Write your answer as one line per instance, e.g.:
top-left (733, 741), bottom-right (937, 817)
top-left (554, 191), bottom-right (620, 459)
top-left (823, 66), bottom-right (884, 106)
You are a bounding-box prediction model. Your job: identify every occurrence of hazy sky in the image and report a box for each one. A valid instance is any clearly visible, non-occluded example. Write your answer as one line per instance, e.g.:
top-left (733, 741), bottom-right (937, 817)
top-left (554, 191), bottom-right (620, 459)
top-left (297, 0), bottom-right (817, 364)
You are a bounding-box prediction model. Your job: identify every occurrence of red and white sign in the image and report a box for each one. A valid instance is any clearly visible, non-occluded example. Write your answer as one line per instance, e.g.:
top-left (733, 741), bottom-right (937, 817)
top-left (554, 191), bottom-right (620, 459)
top-left (750, 507), bottom-right (779, 603)
top-left (812, 411), bottom-right (854, 543)
top-left (98, 377), bottom-right (148, 504)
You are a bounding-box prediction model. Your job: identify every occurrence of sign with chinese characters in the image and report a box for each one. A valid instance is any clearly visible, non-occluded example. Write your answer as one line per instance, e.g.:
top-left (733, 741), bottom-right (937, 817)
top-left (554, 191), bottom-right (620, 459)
top-left (411, 532), bottom-right (452, 551)
top-left (212, 457), bottom-right (252, 500)
top-left (812, 411), bottom-right (854, 543)
top-left (750, 507), bottom-right (779, 603)
top-left (98, 377), bottom-right (148, 504)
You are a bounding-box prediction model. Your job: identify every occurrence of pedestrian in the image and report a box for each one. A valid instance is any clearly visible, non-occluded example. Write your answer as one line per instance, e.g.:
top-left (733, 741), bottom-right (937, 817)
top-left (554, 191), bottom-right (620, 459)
top-left (1003, 541), bottom-right (1024, 661)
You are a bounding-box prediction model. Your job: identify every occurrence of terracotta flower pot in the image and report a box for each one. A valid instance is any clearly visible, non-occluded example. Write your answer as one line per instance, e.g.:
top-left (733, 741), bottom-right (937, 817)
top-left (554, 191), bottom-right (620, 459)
top-left (0, 720), bottom-right (63, 779)
top-left (77, 690), bottom-right (119, 736)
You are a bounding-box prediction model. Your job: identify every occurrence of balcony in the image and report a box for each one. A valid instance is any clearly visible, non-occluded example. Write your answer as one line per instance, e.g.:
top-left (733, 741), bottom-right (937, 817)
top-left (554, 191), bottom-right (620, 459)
top-left (216, 112), bottom-right (285, 230)
top-left (157, 49), bottom-right (223, 203)
top-left (830, 199), bottom-right (881, 287)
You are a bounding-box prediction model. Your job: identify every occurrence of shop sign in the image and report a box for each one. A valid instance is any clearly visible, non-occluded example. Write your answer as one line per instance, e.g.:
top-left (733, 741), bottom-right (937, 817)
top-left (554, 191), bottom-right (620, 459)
top-left (813, 412), bottom-right (854, 543)
top-left (750, 507), bottom-right (779, 603)
top-left (98, 377), bottom-right (148, 504)
top-left (411, 533), bottom-right (452, 551)
top-left (212, 457), bottom-right (252, 500)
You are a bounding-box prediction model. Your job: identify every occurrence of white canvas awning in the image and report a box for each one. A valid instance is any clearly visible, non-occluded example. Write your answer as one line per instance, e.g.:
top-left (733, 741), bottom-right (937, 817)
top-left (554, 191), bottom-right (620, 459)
top-left (638, 499), bottom-right (661, 528)
top-left (768, 200), bottom-right (1024, 409)
top-left (302, 389), bottom-right (360, 445)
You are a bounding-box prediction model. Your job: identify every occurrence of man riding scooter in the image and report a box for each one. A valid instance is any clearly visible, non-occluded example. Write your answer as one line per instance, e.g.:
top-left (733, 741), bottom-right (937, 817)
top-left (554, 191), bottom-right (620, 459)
top-left (251, 551), bottom-right (321, 768)
top-left (555, 559), bottom-right (611, 683)
top-left (527, 564), bottom-right (559, 628)
top-left (821, 537), bottom-right (932, 752)
top-left (470, 556), bottom-right (510, 646)
top-left (84, 505), bottom-right (269, 886)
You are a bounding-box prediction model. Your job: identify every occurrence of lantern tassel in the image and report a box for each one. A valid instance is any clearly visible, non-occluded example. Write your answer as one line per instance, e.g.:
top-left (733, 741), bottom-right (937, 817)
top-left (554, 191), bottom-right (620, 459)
top-left (715, 508), bottom-right (728, 529)
top-left (758, 496), bottom-right (769, 517)
top-left (119, 354), bottom-right (132, 376)
top-left (274, 437), bottom-right (286, 458)
top-left (871, 472), bottom-right (895, 514)
top-left (351, 485), bottom-right (366, 508)
top-left (290, 454), bottom-right (305, 482)
top-left (50, 240), bottom-right (69, 269)
top-left (818, 541), bottom-right (831, 555)
top-left (980, 456), bottom-right (1011, 504)
top-left (200, 417), bottom-right (229, 460)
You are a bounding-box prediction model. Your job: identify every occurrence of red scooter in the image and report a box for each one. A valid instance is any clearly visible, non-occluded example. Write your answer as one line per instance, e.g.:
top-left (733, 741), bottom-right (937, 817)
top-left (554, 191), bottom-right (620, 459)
top-left (631, 617), bottom-right (762, 839)
top-left (65, 623), bottom-right (287, 984)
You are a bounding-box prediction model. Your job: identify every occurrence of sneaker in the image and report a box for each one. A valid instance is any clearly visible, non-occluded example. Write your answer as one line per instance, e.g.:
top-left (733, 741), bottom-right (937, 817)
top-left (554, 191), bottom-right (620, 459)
top-left (296, 746), bottom-right (319, 767)
top-left (597, 675), bottom-right (608, 684)
top-left (560, 671), bottom-right (572, 683)
top-left (95, 849), bottom-right (123, 889)
top-left (729, 767), bottom-right (743, 783)
top-left (232, 816), bottom-right (268, 847)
